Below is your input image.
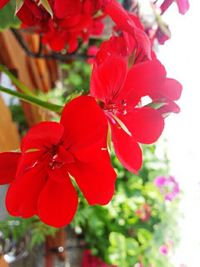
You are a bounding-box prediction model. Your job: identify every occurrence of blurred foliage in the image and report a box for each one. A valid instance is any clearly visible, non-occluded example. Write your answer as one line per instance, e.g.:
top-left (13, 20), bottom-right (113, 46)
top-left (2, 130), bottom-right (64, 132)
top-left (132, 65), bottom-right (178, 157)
top-left (9, 102), bottom-right (28, 136)
top-left (0, 216), bottom-right (57, 249)
top-left (37, 60), bottom-right (91, 108)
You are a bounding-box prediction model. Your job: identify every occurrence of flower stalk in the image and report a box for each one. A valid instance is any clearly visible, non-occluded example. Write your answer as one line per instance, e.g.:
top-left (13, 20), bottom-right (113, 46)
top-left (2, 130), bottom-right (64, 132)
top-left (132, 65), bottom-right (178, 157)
top-left (0, 85), bottom-right (63, 113)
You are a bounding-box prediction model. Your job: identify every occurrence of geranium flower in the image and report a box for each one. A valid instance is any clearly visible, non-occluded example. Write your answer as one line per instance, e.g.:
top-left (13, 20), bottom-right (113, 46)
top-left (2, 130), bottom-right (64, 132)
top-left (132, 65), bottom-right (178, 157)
top-left (0, 96), bottom-right (116, 227)
top-left (90, 30), bottom-right (182, 172)
top-left (91, 54), bottom-right (171, 172)
top-left (154, 176), bottom-right (180, 201)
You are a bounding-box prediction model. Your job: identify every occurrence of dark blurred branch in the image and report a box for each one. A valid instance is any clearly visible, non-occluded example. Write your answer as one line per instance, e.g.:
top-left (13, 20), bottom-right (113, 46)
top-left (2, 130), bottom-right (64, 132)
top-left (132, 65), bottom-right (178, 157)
top-left (11, 28), bottom-right (89, 62)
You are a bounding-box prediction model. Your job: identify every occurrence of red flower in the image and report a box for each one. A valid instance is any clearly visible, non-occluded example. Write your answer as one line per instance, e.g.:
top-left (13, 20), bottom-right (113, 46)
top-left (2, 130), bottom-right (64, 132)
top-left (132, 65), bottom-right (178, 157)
top-left (43, 1), bottom-right (105, 52)
top-left (90, 55), bottom-right (166, 172)
top-left (54, 0), bottom-right (82, 19)
top-left (96, 28), bottom-right (150, 66)
top-left (90, 34), bottom-right (182, 172)
top-left (15, 0), bottom-right (52, 29)
top-left (102, 0), bottom-right (151, 59)
top-left (0, 96), bottom-right (116, 227)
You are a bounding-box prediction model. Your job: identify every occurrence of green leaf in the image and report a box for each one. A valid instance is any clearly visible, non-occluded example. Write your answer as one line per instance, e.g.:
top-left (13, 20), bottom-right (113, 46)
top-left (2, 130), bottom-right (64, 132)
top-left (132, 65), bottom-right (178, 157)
top-left (137, 228), bottom-right (152, 244)
top-left (0, 0), bottom-right (20, 30)
top-left (108, 232), bottom-right (127, 266)
top-left (126, 238), bottom-right (139, 256)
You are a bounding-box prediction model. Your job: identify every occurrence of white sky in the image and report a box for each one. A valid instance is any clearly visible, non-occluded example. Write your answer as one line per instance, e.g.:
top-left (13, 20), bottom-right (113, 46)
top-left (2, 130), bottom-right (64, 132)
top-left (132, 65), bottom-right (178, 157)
top-left (158, 1), bottom-right (200, 266)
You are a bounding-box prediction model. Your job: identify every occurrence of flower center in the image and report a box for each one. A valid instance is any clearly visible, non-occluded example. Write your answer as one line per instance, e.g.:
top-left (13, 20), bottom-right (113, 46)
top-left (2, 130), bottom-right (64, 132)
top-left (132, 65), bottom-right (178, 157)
top-left (102, 100), bottom-right (128, 116)
top-left (47, 144), bottom-right (74, 170)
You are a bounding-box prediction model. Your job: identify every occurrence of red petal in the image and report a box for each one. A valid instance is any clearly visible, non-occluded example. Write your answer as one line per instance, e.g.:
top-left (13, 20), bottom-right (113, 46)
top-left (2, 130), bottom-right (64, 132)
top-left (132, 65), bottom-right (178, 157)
top-left (122, 107), bottom-right (165, 144)
top-left (17, 0), bottom-right (43, 26)
top-left (90, 56), bottom-right (127, 103)
top-left (0, 0), bottom-right (9, 9)
top-left (0, 152), bottom-right (21, 184)
top-left (110, 121), bottom-right (142, 173)
top-left (103, 0), bottom-right (151, 58)
top-left (161, 78), bottom-right (182, 101)
top-left (6, 163), bottom-right (47, 218)
top-left (54, 0), bottom-right (81, 19)
top-left (38, 169), bottom-right (78, 227)
top-left (21, 122), bottom-right (64, 152)
top-left (68, 151), bottom-right (116, 205)
top-left (60, 96), bottom-right (108, 160)
top-left (118, 60), bottom-right (166, 104)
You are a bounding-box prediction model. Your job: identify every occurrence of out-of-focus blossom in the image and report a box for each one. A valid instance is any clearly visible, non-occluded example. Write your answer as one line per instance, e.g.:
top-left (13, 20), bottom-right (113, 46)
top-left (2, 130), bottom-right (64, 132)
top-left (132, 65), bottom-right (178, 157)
top-left (154, 176), bottom-right (180, 201)
top-left (82, 249), bottom-right (117, 267)
top-left (134, 263), bottom-right (144, 267)
top-left (159, 240), bottom-right (173, 256)
top-left (155, 25), bottom-right (171, 45)
top-left (135, 203), bottom-right (151, 222)
top-left (159, 244), bottom-right (169, 255)
top-left (160, 0), bottom-right (190, 15)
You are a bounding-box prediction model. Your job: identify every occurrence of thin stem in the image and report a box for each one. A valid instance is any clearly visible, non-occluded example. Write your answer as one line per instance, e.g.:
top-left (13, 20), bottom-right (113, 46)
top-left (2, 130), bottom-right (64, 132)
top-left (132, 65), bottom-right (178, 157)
top-left (0, 85), bottom-right (63, 113)
top-left (0, 65), bottom-right (35, 96)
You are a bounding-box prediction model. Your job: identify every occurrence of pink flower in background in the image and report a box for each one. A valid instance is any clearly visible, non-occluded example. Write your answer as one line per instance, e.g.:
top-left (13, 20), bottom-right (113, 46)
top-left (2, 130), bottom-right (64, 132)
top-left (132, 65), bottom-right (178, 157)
top-left (155, 25), bottom-right (171, 45)
top-left (159, 240), bottom-right (173, 256)
top-left (160, 0), bottom-right (190, 15)
top-left (134, 263), bottom-right (144, 267)
top-left (176, 0), bottom-right (190, 14)
top-left (154, 176), bottom-right (180, 201)
top-left (159, 244), bottom-right (169, 255)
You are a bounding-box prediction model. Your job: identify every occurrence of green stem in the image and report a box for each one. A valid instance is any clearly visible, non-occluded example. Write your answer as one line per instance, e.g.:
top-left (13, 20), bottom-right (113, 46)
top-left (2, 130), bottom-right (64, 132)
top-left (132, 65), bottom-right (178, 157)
top-left (0, 65), bottom-right (35, 96)
top-left (0, 85), bottom-right (63, 113)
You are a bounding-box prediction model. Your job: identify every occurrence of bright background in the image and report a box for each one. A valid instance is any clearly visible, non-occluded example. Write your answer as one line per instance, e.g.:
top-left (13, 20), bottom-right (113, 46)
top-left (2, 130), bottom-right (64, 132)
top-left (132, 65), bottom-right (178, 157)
top-left (158, 1), bottom-right (200, 266)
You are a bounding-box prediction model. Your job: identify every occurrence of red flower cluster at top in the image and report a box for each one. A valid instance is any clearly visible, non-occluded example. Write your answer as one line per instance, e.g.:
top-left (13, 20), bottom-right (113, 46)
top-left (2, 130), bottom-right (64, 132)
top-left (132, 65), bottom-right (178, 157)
top-left (0, 0), bottom-right (182, 227)
top-left (0, 0), bottom-right (149, 53)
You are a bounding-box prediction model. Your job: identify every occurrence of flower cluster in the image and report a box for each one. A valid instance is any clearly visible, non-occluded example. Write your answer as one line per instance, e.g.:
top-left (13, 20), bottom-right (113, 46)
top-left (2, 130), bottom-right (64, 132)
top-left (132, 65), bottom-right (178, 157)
top-left (0, 0), bottom-right (183, 227)
top-left (154, 175), bottom-right (180, 201)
